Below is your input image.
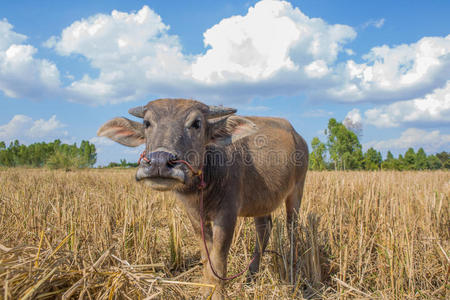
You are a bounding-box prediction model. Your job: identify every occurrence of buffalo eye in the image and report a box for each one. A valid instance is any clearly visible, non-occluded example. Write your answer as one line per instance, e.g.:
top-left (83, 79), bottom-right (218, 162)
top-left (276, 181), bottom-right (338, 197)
top-left (143, 120), bottom-right (151, 128)
top-left (191, 119), bottom-right (201, 130)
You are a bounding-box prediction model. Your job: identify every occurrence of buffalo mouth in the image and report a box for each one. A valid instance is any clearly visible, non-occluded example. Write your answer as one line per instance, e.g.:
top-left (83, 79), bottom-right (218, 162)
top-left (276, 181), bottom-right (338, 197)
top-left (142, 177), bottom-right (182, 191)
top-left (135, 166), bottom-right (186, 191)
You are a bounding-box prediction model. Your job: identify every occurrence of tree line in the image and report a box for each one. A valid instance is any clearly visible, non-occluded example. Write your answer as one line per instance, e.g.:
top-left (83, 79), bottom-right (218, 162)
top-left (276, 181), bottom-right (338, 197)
top-left (1, 126), bottom-right (448, 171)
top-left (102, 159), bottom-right (138, 168)
top-left (0, 139), bottom-right (96, 169)
top-left (309, 118), bottom-right (449, 171)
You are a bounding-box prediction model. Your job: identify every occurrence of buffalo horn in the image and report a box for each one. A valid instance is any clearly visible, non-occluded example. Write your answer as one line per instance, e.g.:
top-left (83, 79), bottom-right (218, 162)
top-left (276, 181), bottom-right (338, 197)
top-left (206, 105), bottom-right (237, 119)
top-left (128, 106), bottom-right (146, 118)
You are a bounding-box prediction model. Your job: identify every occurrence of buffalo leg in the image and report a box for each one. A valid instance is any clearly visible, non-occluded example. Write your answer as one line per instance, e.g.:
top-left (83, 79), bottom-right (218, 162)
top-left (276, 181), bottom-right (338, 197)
top-left (204, 212), bottom-right (237, 300)
top-left (185, 211), bottom-right (218, 298)
top-left (248, 215), bottom-right (272, 276)
top-left (285, 182), bottom-right (304, 284)
top-left (186, 210), bottom-right (213, 264)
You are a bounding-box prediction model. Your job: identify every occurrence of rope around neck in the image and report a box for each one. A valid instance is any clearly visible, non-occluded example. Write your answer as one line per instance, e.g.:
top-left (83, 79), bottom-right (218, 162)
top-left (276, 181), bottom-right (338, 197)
top-left (139, 151), bottom-right (256, 281)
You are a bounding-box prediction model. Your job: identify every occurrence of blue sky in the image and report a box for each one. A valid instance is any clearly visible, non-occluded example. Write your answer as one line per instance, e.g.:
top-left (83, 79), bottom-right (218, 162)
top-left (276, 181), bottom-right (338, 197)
top-left (0, 0), bottom-right (449, 166)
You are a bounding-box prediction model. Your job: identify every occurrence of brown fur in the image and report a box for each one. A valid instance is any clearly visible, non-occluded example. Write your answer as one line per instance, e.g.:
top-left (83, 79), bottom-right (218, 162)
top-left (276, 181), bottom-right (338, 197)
top-left (98, 99), bottom-right (308, 299)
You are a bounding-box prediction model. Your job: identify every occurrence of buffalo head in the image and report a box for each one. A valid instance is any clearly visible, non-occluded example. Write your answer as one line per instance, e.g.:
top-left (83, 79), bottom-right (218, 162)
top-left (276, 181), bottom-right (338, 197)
top-left (98, 99), bottom-right (256, 191)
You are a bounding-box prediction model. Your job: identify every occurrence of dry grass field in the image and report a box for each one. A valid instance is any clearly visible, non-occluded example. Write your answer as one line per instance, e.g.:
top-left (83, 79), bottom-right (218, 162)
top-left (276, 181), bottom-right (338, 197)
top-left (0, 168), bottom-right (448, 299)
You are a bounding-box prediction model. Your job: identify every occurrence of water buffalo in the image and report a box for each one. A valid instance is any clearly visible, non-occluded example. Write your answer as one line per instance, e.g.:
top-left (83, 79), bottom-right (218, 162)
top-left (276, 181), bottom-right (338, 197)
top-left (98, 99), bottom-right (308, 299)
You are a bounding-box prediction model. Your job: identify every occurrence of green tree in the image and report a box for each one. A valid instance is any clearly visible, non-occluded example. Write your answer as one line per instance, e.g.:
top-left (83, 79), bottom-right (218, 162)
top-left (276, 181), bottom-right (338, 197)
top-left (427, 155), bottom-right (443, 170)
top-left (326, 118), bottom-right (362, 170)
top-left (107, 162), bottom-right (121, 168)
top-left (404, 148), bottom-right (416, 170)
top-left (381, 151), bottom-right (406, 170)
top-left (0, 139), bottom-right (97, 169)
top-left (397, 154), bottom-right (406, 170)
top-left (0, 142), bottom-right (8, 166)
top-left (89, 143), bottom-right (97, 166)
top-left (309, 137), bottom-right (327, 170)
top-left (351, 148), bottom-right (364, 170)
top-left (46, 150), bottom-right (81, 170)
top-left (120, 159), bottom-right (128, 167)
top-left (79, 140), bottom-right (97, 167)
top-left (436, 151), bottom-right (449, 169)
top-left (363, 147), bottom-right (382, 170)
top-left (382, 151), bottom-right (394, 170)
top-left (415, 148), bottom-right (427, 170)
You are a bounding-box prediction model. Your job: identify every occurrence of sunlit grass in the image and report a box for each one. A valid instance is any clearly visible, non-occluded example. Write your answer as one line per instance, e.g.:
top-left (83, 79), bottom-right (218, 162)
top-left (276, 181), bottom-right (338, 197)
top-left (0, 169), bottom-right (448, 298)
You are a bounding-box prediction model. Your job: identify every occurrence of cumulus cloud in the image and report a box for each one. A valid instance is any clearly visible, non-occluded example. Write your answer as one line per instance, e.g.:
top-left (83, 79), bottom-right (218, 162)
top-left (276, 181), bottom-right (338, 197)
top-left (0, 18), bottom-right (27, 50)
top-left (0, 19), bottom-right (61, 99)
top-left (324, 35), bottom-right (450, 102)
top-left (364, 128), bottom-right (450, 153)
top-left (0, 114), bottom-right (67, 143)
top-left (192, 0), bottom-right (355, 82)
top-left (44, 1), bottom-right (355, 105)
top-left (0, 115), bottom-right (32, 140)
top-left (344, 81), bottom-right (450, 128)
top-left (89, 136), bottom-right (114, 147)
top-left (1, 1), bottom-right (449, 108)
top-left (43, 1), bottom-right (448, 106)
top-left (88, 136), bottom-right (116, 156)
top-left (343, 108), bottom-right (363, 135)
top-left (364, 80), bottom-right (450, 127)
top-left (45, 6), bottom-right (189, 105)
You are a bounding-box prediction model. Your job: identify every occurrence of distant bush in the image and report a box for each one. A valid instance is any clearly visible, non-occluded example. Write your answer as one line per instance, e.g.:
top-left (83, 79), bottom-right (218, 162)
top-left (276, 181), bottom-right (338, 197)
top-left (46, 150), bottom-right (81, 170)
top-left (0, 139), bottom-right (96, 169)
top-left (102, 159), bottom-right (138, 168)
top-left (309, 118), bottom-right (449, 171)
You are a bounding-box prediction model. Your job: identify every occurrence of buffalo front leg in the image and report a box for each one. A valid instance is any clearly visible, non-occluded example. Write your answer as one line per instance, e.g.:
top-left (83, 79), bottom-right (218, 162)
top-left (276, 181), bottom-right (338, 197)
top-left (185, 210), bottom-right (213, 265)
top-left (248, 215), bottom-right (272, 277)
top-left (185, 211), bottom-right (217, 298)
top-left (202, 212), bottom-right (237, 300)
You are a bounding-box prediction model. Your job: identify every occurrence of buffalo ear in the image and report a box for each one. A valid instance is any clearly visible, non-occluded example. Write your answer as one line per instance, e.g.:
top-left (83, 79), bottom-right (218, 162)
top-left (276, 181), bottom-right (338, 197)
top-left (208, 116), bottom-right (257, 146)
top-left (97, 117), bottom-right (145, 147)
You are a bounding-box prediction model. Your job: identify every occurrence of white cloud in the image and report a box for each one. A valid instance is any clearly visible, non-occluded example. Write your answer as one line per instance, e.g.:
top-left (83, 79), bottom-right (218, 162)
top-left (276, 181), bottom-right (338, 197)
top-left (88, 136), bottom-right (116, 155)
top-left (344, 48), bottom-right (355, 56)
top-left (362, 18), bottom-right (385, 29)
top-left (0, 114), bottom-right (66, 143)
top-left (0, 114), bottom-right (32, 140)
top-left (364, 80), bottom-right (450, 127)
top-left (0, 18), bottom-right (27, 50)
top-left (324, 34), bottom-right (450, 102)
top-left (29, 115), bottom-right (67, 138)
top-left (304, 60), bottom-right (330, 78)
top-left (192, 0), bottom-right (355, 82)
top-left (1, 1), bottom-right (448, 109)
top-left (89, 136), bottom-right (114, 146)
top-left (0, 19), bottom-right (61, 99)
top-left (343, 108), bottom-right (363, 135)
top-left (364, 128), bottom-right (450, 153)
top-left (44, 1), bottom-right (447, 107)
top-left (44, 1), bottom-right (355, 105)
top-left (46, 6), bottom-right (189, 105)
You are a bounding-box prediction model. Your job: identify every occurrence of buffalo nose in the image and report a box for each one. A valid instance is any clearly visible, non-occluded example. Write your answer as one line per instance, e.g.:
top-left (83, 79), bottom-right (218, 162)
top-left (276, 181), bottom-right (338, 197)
top-left (146, 151), bottom-right (177, 169)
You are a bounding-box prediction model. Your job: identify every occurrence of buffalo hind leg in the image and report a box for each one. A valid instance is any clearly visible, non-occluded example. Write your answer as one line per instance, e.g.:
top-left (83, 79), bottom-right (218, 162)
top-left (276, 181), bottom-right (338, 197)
top-left (285, 181), bottom-right (305, 284)
top-left (248, 215), bottom-right (272, 278)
